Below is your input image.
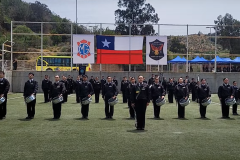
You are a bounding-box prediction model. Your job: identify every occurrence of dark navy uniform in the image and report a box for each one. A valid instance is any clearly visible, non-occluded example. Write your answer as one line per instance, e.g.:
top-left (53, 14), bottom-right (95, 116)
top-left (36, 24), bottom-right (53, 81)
top-left (102, 82), bottom-right (118, 118)
top-left (101, 78), bottom-right (106, 91)
top-left (127, 82), bottom-right (136, 118)
top-left (196, 84), bottom-right (211, 118)
top-left (148, 77), bottom-right (154, 86)
top-left (67, 78), bottom-right (74, 94)
top-left (174, 83), bottom-right (189, 118)
top-left (61, 80), bottom-right (69, 102)
top-left (113, 79), bottom-right (118, 86)
top-left (190, 81), bottom-right (197, 101)
top-left (89, 78), bottom-right (95, 87)
top-left (23, 79), bottom-right (38, 119)
top-left (50, 81), bottom-right (66, 119)
top-left (232, 86), bottom-right (239, 115)
top-left (150, 83), bottom-right (166, 118)
top-left (121, 80), bottom-right (129, 103)
top-left (131, 82), bottom-right (150, 130)
top-left (74, 80), bottom-right (81, 103)
top-left (218, 84), bottom-right (235, 118)
top-left (0, 78), bottom-right (10, 119)
top-left (93, 80), bottom-right (101, 103)
top-left (78, 81), bottom-right (94, 118)
top-left (167, 82), bottom-right (175, 103)
top-left (42, 79), bottom-right (51, 103)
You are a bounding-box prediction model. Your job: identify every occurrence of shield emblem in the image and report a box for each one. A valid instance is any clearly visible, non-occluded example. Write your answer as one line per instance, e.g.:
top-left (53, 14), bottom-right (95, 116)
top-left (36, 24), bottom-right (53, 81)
top-left (149, 39), bottom-right (164, 60)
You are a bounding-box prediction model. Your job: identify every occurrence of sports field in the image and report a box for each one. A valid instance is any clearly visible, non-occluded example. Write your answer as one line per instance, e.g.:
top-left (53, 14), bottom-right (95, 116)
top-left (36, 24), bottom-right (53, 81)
top-left (1, 93), bottom-right (240, 160)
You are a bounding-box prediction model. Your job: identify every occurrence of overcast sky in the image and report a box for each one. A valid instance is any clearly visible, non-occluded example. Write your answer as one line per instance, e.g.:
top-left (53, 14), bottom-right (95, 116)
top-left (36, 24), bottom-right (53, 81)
top-left (23, 0), bottom-right (240, 35)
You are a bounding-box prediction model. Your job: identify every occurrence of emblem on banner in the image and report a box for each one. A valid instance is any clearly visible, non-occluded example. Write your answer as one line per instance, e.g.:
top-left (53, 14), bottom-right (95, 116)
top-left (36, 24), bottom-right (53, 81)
top-left (149, 39), bottom-right (164, 60)
top-left (77, 40), bottom-right (91, 59)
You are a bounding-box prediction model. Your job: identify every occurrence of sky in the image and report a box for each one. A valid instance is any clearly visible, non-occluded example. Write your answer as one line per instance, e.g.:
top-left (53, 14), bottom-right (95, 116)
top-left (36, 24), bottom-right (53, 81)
top-left (23, 0), bottom-right (240, 35)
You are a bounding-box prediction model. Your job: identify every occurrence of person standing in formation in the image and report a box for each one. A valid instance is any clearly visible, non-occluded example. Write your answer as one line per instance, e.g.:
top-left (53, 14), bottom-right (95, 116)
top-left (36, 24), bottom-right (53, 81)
top-left (167, 78), bottom-right (175, 103)
top-left (218, 78), bottom-right (234, 119)
top-left (93, 77), bottom-right (101, 103)
top-left (131, 75), bottom-right (150, 130)
top-left (67, 75), bottom-right (74, 94)
top-left (49, 75), bottom-right (66, 119)
top-left (78, 75), bottom-right (94, 119)
top-left (74, 76), bottom-right (81, 103)
top-left (61, 76), bottom-right (69, 103)
top-left (23, 72), bottom-right (38, 119)
top-left (232, 81), bottom-right (239, 115)
top-left (42, 75), bottom-right (51, 103)
top-left (150, 76), bottom-right (166, 119)
top-left (196, 79), bottom-right (211, 119)
top-left (121, 77), bottom-right (129, 103)
top-left (89, 76), bottom-right (95, 87)
top-left (148, 74), bottom-right (155, 86)
top-left (102, 76), bottom-right (118, 119)
top-left (0, 71), bottom-right (10, 120)
top-left (113, 76), bottom-right (118, 86)
top-left (126, 77), bottom-right (136, 119)
top-left (190, 78), bottom-right (197, 101)
top-left (174, 77), bottom-right (189, 119)
top-left (101, 76), bottom-right (106, 90)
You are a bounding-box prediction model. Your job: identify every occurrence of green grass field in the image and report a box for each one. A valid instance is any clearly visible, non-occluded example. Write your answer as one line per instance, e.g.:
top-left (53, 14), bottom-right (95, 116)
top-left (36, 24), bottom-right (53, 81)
top-left (1, 93), bottom-right (240, 160)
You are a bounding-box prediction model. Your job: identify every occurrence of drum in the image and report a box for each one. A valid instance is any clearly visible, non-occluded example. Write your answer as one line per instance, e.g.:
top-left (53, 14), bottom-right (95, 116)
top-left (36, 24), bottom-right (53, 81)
top-left (25, 95), bottom-right (35, 103)
top-left (201, 98), bottom-right (211, 107)
top-left (108, 97), bottom-right (118, 106)
top-left (155, 98), bottom-right (166, 107)
top-left (225, 97), bottom-right (236, 106)
top-left (179, 98), bottom-right (190, 107)
top-left (0, 97), bottom-right (5, 104)
top-left (52, 96), bottom-right (63, 104)
top-left (81, 97), bottom-right (92, 105)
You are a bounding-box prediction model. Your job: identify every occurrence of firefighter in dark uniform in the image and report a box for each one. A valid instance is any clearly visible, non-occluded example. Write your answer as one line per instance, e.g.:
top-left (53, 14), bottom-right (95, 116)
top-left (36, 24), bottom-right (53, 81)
top-left (162, 77), bottom-right (167, 92)
top-left (131, 75), bottom-right (150, 130)
top-left (78, 75), bottom-right (94, 119)
top-left (89, 76), bottom-right (95, 87)
top-left (93, 77), bottom-right (101, 103)
top-left (113, 76), bottom-right (118, 86)
top-left (74, 76), bottom-right (81, 103)
top-left (127, 77), bottom-right (136, 119)
top-left (67, 75), bottom-right (73, 94)
top-left (174, 77), bottom-right (189, 119)
top-left (0, 71), bottom-right (10, 120)
top-left (143, 77), bottom-right (148, 84)
top-left (167, 78), bottom-right (175, 103)
top-left (148, 74), bottom-right (155, 85)
top-left (49, 75), bottom-right (66, 119)
top-left (150, 76), bottom-right (166, 119)
top-left (232, 81), bottom-right (239, 115)
top-left (101, 76), bottom-right (106, 90)
top-left (102, 76), bottom-right (118, 119)
top-left (121, 77), bottom-right (129, 103)
top-left (190, 78), bottom-right (197, 101)
top-left (61, 76), bottom-right (69, 103)
top-left (218, 78), bottom-right (234, 118)
top-left (196, 79), bottom-right (211, 118)
top-left (23, 72), bottom-right (38, 119)
top-left (42, 75), bottom-right (51, 103)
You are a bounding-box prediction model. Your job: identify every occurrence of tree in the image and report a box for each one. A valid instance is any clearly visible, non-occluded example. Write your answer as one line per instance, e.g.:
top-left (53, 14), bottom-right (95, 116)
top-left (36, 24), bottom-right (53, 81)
top-left (169, 37), bottom-right (186, 53)
top-left (115, 0), bottom-right (159, 35)
top-left (214, 13), bottom-right (240, 54)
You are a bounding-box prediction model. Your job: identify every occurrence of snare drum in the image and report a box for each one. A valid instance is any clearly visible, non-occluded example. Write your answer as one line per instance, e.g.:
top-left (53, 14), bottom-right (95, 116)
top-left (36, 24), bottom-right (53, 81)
top-left (52, 96), bottom-right (63, 104)
top-left (0, 97), bottom-right (5, 104)
top-left (25, 95), bottom-right (35, 103)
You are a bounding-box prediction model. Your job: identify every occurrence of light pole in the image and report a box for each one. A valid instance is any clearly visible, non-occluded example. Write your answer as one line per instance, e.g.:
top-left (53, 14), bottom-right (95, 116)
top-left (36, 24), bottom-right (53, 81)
top-left (206, 26), bottom-right (217, 73)
top-left (76, 0), bottom-right (78, 34)
top-left (2, 40), bottom-right (8, 71)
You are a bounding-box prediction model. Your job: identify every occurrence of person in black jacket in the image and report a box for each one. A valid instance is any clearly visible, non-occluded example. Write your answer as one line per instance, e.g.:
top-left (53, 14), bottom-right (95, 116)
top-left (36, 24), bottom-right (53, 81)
top-left (162, 77), bottom-right (167, 92)
top-left (113, 76), bottom-right (118, 86)
top-left (127, 77), bottom-right (136, 119)
top-left (121, 77), bottom-right (129, 103)
top-left (190, 78), bottom-right (197, 101)
top-left (42, 75), bottom-right (51, 103)
top-left (23, 72), bottom-right (38, 119)
top-left (174, 77), bottom-right (189, 119)
top-left (101, 76), bottom-right (106, 90)
top-left (102, 76), bottom-right (118, 119)
top-left (61, 76), bottom-right (69, 103)
top-left (131, 75), bottom-right (150, 130)
top-left (74, 76), bottom-right (81, 103)
top-left (232, 81), bottom-right (239, 115)
top-left (67, 75), bottom-right (73, 94)
top-left (78, 75), bottom-right (94, 119)
top-left (89, 76), bottom-right (95, 87)
top-left (0, 71), bottom-right (10, 120)
top-left (150, 76), bottom-right (166, 119)
top-left (196, 79), bottom-right (211, 118)
top-left (93, 77), bottom-right (101, 103)
top-left (167, 78), bottom-right (175, 103)
top-left (49, 75), bottom-right (66, 119)
top-left (148, 74), bottom-right (155, 86)
top-left (218, 78), bottom-right (235, 119)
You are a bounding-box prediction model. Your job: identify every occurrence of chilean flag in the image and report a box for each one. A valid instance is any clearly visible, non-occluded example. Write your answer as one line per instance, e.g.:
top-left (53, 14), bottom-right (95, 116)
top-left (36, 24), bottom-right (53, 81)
top-left (96, 35), bottom-right (143, 64)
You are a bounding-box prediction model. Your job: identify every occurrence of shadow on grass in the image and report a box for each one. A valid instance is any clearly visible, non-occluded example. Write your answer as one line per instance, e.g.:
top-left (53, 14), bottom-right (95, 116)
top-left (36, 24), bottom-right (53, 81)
top-left (172, 118), bottom-right (189, 120)
top-left (44, 118), bottom-right (60, 121)
top-left (99, 118), bottom-right (116, 121)
top-left (194, 118), bottom-right (211, 120)
top-left (122, 118), bottom-right (135, 120)
top-left (218, 117), bottom-right (235, 120)
top-left (38, 102), bottom-right (48, 104)
top-left (18, 118), bottom-right (32, 121)
top-left (73, 118), bottom-right (89, 121)
top-left (127, 129), bottom-right (148, 133)
top-left (147, 118), bottom-right (164, 120)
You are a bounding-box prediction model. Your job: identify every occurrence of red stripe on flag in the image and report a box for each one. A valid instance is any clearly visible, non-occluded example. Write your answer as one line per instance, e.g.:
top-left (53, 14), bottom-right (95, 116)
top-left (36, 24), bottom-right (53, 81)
top-left (96, 49), bottom-right (143, 64)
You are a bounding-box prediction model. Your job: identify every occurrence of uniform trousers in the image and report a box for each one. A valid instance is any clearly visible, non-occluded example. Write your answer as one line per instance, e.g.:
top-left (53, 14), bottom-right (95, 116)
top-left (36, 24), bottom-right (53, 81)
top-left (135, 99), bottom-right (147, 129)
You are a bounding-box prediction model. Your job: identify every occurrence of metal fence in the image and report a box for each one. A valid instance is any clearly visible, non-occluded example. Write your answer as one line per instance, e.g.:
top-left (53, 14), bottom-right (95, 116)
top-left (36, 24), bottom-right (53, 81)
top-left (2, 21), bottom-right (240, 72)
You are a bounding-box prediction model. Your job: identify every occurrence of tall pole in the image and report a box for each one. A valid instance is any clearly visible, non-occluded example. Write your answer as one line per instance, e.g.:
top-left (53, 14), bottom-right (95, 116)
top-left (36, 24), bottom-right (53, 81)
top-left (186, 24), bottom-right (189, 72)
top-left (71, 23), bottom-right (73, 71)
top-left (129, 23), bottom-right (131, 72)
top-left (214, 27), bottom-right (217, 73)
top-left (41, 23), bottom-right (43, 71)
top-left (2, 42), bottom-right (6, 71)
top-left (100, 23), bottom-right (102, 72)
top-left (158, 24), bottom-right (160, 72)
top-left (76, 0), bottom-right (78, 34)
top-left (10, 21), bottom-right (13, 70)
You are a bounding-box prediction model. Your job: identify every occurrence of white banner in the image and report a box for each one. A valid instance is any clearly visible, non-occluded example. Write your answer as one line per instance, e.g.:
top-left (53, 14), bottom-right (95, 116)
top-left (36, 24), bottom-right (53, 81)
top-left (73, 34), bottom-right (95, 64)
top-left (146, 36), bottom-right (167, 65)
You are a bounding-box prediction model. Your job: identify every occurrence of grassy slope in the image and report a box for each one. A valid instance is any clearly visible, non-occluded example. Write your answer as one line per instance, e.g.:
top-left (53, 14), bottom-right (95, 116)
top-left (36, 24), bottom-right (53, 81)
top-left (0, 94), bottom-right (240, 160)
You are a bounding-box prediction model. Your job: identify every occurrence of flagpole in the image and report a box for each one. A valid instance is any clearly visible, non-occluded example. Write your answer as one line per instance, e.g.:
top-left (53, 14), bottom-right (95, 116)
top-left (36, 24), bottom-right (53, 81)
top-left (129, 23), bottom-right (131, 72)
top-left (158, 24), bottom-right (160, 72)
top-left (186, 24), bottom-right (189, 73)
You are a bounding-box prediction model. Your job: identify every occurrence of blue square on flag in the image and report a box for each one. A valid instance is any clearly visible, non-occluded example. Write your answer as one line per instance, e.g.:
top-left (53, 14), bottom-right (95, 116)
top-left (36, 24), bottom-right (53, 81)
top-left (97, 35), bottom-right (114, 50)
